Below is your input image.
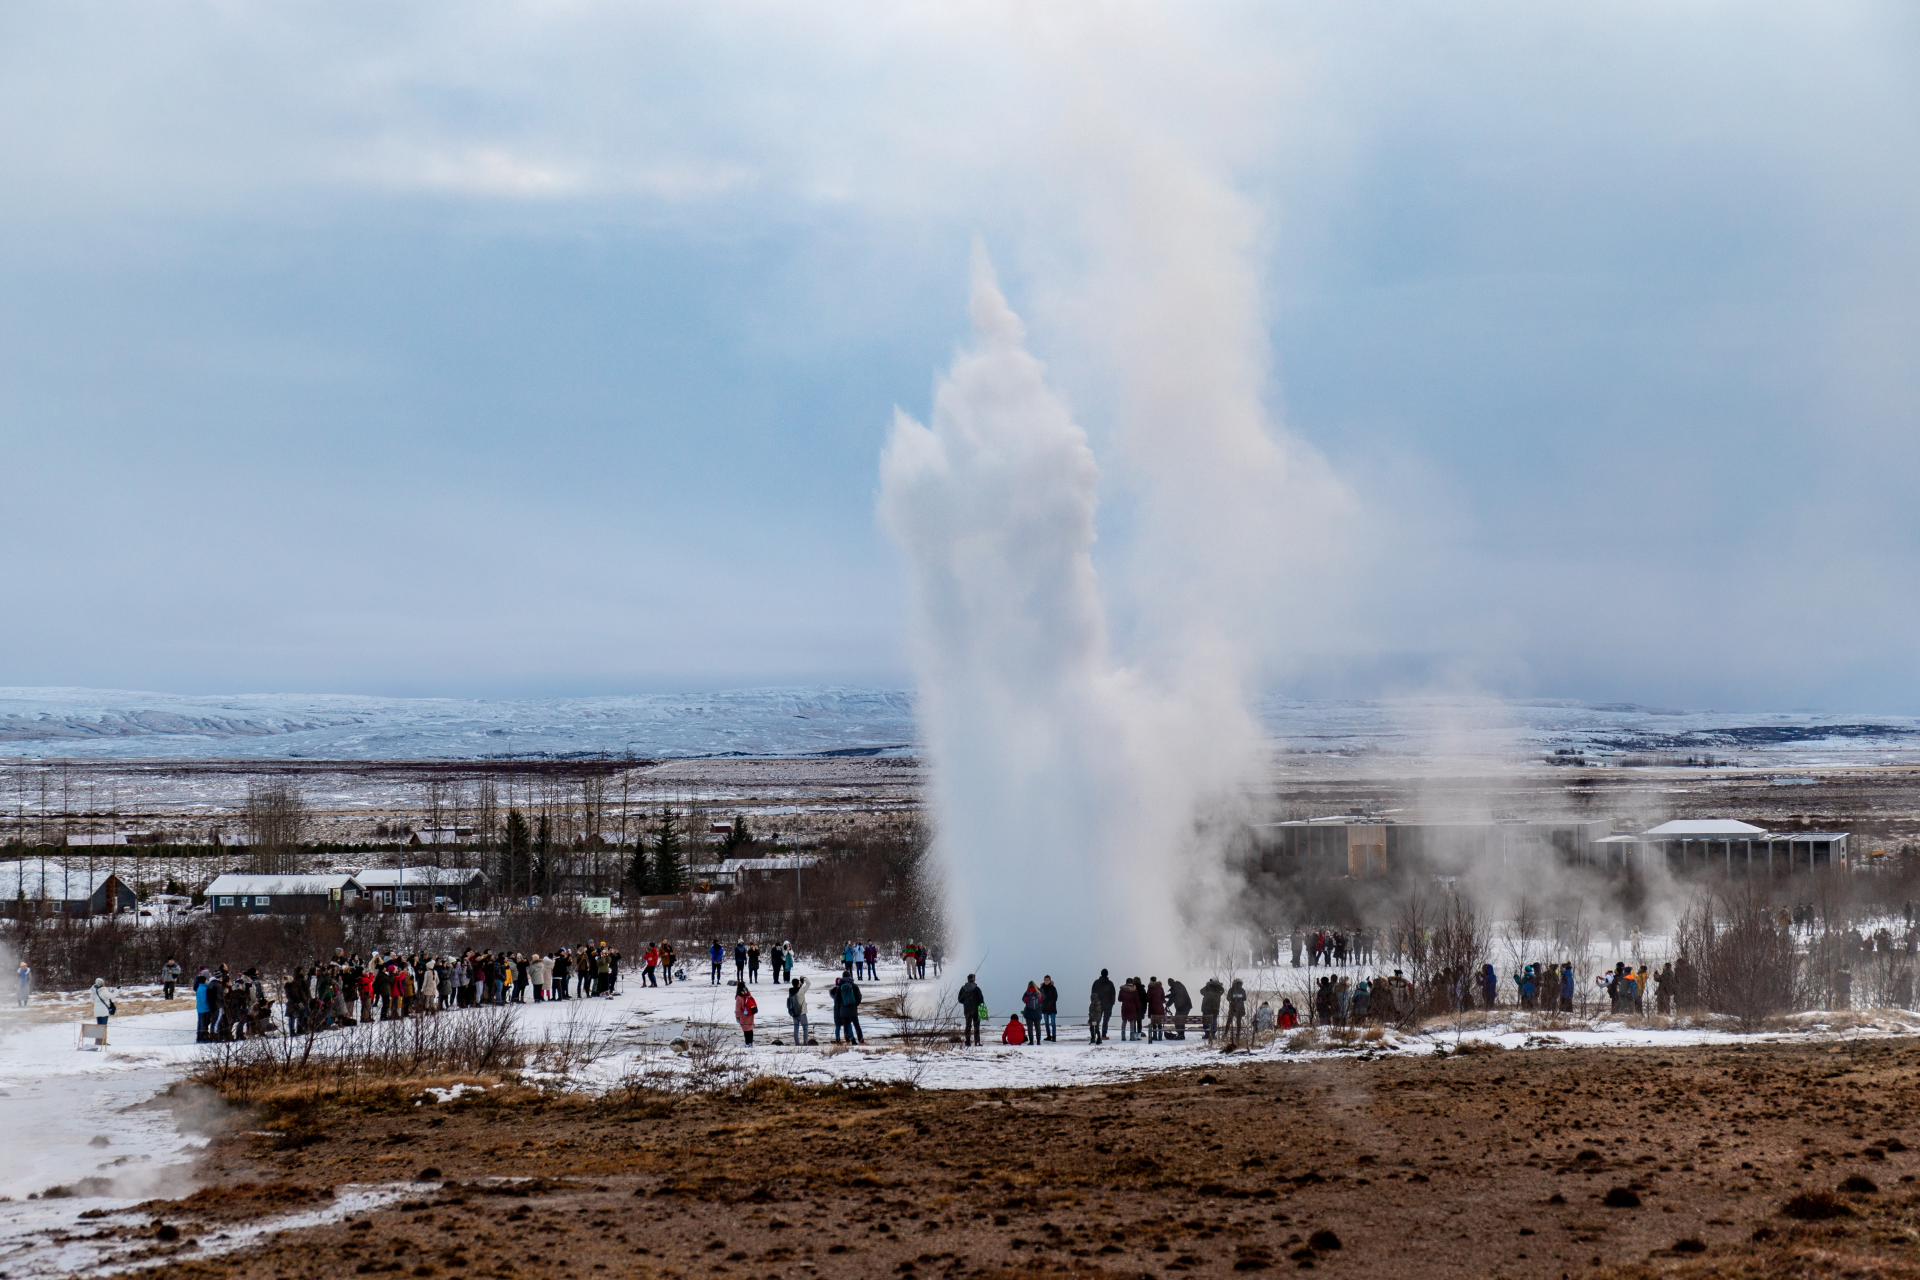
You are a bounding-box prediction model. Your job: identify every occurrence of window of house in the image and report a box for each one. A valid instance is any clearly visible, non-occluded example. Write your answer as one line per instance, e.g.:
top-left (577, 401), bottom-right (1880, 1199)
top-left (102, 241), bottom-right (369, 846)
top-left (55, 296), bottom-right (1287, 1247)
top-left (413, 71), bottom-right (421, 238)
top-left (254, 896), bottom-right (271, 907)
top-left (218, 896), bottom-right (234, 906)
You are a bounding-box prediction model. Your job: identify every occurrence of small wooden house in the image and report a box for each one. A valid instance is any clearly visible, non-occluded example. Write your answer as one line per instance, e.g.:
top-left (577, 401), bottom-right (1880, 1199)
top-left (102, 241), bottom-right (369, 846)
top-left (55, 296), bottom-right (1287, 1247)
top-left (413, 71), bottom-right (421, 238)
top-left (203, 873), bottom-right (363, 915)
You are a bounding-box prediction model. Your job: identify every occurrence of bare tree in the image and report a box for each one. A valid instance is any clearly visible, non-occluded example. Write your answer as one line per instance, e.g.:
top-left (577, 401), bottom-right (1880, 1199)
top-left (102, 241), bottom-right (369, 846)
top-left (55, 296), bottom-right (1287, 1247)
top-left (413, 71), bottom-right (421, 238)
top-left (244, 778), bottom-right (307, 876)
top-left (1398, 887), bottom-right (1488, 1020)
top-left (475, 773), bottom-right (500, 888)
top-left (1676, 888), bottom-right (1796, 1030)
top-left (423, 778), bottom-right (449, 867)
top-left (581, 771), bottom-right (608, 892)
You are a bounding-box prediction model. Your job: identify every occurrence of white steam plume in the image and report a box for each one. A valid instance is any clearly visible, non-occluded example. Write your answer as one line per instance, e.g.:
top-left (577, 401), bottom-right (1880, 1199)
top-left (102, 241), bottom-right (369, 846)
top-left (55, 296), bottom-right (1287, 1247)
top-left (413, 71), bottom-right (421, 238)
top-left (880, 233), bottom-right (1348, 1009)
top-left (880, 20), bottom-right (1355, 1009)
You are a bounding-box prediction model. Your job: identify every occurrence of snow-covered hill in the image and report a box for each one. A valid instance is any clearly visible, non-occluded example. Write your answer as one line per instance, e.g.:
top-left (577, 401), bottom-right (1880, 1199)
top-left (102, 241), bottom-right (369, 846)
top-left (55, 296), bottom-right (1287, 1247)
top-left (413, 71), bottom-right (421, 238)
top-left (0, 686), bottom-right (1915, 765)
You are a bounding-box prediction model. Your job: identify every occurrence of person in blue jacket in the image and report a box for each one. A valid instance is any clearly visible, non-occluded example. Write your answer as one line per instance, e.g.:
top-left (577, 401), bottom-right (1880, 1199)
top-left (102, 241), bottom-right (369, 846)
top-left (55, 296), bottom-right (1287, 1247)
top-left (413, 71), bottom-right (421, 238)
top-left (708, 939), bottom-right (725, 985)
top-left (194, 969), bottom-right (213, 1042)
top-left (1480, 963), bottom-right (1499, 1011)
top-left (1513, 966), bottom-right (1535, 1010)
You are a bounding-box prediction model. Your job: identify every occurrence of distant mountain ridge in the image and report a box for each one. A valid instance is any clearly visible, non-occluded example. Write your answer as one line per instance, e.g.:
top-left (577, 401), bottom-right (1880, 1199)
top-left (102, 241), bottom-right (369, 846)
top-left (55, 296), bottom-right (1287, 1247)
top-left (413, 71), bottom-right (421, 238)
top-left (0, 687), bottom-right (917, 761)
top-left (1, 687), bottom-right (1916, 765)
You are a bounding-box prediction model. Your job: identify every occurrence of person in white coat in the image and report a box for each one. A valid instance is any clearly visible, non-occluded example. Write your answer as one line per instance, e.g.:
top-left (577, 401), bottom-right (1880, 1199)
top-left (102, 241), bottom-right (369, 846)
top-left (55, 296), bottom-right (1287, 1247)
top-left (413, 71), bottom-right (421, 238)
top-left (91, 977), bottom-right (120, 1025)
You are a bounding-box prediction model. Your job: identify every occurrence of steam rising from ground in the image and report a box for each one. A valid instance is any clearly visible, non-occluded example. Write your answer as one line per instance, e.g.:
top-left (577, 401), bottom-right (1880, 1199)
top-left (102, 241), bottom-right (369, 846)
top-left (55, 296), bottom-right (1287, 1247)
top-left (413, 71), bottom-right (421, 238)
top-left (881, 218), bottom-right (1349, 1004)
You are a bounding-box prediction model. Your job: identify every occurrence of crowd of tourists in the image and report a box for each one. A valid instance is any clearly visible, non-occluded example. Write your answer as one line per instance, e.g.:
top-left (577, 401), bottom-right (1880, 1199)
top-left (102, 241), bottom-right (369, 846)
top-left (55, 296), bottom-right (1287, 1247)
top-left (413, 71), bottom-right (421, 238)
top-left (1303, 971), bottom-right (1420, 1025)
top-left (176, 942), bottom-right (627, 1042)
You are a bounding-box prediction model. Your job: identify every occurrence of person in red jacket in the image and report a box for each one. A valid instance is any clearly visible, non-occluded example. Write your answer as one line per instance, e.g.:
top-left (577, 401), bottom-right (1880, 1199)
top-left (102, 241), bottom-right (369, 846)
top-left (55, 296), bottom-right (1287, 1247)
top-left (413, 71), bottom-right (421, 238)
top-left (1118, 978), bottom-right (1144, 1041)
top-left (1278, 998), bottom-right (1300, 1030)
top-left (1001, 1013), bottom-right (1026, 1045)
top-left (734, 982), bottom-right (758, 1045)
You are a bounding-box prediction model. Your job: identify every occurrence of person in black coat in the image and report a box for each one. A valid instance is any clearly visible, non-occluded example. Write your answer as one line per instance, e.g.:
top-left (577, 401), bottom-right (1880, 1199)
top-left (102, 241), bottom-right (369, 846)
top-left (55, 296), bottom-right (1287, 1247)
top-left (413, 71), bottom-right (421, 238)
top-left (834, 975), bottom-right (865, 1043)
top-left (957, 974), bottom-right (984, 1046)
top-left (1168, 979), bottom-right (1193, 1039)
top-left (1091, 969), bottom-right (1117, 1042)
top-left (1039, 976), bottom-right (1059, 1042)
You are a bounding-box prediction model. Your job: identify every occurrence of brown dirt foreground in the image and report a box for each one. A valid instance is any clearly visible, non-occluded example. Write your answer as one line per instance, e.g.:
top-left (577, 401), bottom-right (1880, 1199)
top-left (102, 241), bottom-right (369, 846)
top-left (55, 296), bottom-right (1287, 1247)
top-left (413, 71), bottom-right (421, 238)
top-left (119, 1039), bottom-right (1920, 1280)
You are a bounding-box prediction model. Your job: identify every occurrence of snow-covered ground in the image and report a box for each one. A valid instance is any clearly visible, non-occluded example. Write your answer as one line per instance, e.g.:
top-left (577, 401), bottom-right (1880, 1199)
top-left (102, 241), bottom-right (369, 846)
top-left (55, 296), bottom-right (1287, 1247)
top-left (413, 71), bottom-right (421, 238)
top-left (3, 953), bottom-right (1916, 1274)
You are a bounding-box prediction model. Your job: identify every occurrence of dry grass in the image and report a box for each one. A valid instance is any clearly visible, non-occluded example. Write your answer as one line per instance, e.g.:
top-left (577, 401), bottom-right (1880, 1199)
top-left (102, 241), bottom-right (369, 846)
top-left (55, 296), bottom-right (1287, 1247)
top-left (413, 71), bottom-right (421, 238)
top-left (0, 994), bottom-right (194, 1027)
top-left (194, 1005), bottom-right (527, 1102)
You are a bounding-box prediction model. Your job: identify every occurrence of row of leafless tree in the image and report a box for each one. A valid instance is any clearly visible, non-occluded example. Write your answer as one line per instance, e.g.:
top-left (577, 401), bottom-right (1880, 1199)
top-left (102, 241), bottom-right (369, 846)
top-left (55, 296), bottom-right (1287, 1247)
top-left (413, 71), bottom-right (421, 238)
top-left (4, 819), bottom-right (945, 990)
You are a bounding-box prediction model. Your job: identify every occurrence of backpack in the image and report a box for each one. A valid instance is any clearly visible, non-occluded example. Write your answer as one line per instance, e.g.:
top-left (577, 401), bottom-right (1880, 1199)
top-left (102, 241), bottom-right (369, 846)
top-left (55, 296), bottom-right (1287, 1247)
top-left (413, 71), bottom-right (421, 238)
top-left (786, 990), bottom-right (802, 1017)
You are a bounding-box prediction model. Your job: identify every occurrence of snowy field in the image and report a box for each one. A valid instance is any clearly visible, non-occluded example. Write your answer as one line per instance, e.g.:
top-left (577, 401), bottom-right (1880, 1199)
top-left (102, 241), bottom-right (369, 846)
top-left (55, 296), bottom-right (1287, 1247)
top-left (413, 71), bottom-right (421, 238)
top-left (3, 686), bottom-right (1919, 767)
top-left (5, 950), bottom-right (1920, 1273)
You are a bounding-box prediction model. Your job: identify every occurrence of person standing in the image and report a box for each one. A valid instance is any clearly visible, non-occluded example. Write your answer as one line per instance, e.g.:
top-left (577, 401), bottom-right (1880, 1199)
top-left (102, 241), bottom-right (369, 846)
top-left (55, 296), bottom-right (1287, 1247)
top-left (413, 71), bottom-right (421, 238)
top-left (192, 968), bottom-right (212, 1040)
top-left (161, 956), bottom-right (182, 1001)
top-left (747, 942), bottom-right (761, 984)
top-left (1117, 977), bottom-right (1142, 1041)
top-left (643, 943), bottom-right (659, 988)
top-left (661, 941), bottom-right (677, 985)
top-left (208, 968), bottom-right (232, 1039)
top-left (864, 941), bottom-right (879, 980)
top-left (16, 960), bottom-right (31, 1008)
top-left (835, 973), bottom-right (866, 1044)
top-left (734, 939), bottom-right (748, 984)
top-left (708, 939), bottom-right (724, 985)
top-left (734, 982), bottom-right (758, 1045)
top-left (284, 968), bottom-right (307, 1034)
top-left (1146, 977), bottom-right (1167, 1043)
top-left (1199, 976), bottom-right (1224, 1041)
top-left (1224, 978), bottom-right (1248, 1044)
top-left (1168, 978), bottom-right (1192, 1040)
top-left (1039, 975), bottom-right (1059, 1042)
top-left (1091, 969), bottom-right (1117, 1042)
top-left (958, 973), bottom-right (984, 1046)
top-left (1021, 981), bottom-right (1042, 1044)
top-left (90, 976), bottom-right (120, 1037)
top-left (788, 976), bottom-right (811, 1044)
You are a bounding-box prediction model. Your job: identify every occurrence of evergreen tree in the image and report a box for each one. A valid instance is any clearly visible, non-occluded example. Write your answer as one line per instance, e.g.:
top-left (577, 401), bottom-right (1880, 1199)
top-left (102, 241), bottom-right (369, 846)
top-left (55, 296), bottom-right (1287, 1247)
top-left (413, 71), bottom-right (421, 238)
top-left (627, 840), bottom-right (652, 897)
top-left (503, 809), bottom-right (532, 898)
top-left (652, 807), bottom-right (684, 894)
top-left (723, 811), bottom-right (751, 855)
top-left (533, 814), bottom-right (553, 896)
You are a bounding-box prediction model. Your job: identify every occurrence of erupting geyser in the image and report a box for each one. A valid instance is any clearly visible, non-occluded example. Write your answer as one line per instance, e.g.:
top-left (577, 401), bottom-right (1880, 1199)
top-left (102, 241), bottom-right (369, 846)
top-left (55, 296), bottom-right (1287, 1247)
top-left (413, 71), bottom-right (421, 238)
top-left (880, 237), bottom-right (1340, 1010)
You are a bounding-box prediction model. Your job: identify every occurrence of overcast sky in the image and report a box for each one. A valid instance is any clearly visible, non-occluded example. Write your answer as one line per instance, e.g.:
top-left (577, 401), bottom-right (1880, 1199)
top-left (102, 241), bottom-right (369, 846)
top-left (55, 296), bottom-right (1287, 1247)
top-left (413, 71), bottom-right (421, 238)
top-left (2, 2), bottom-right (1916, 711)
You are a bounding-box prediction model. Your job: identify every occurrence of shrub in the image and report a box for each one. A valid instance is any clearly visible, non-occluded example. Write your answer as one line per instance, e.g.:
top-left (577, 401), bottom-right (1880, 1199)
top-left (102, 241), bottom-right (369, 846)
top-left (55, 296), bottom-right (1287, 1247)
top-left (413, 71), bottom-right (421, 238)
top-left (1782, 1192), bottom-right (1852, 1220)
